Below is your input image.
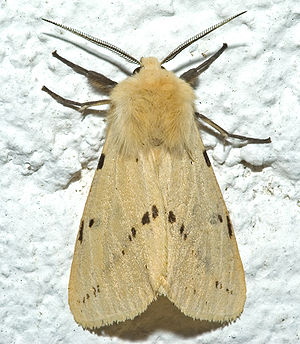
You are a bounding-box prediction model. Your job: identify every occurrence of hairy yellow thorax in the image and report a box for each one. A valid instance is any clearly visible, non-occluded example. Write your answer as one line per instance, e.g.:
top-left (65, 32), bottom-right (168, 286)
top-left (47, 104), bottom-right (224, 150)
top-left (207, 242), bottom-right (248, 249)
top-left (109, 57), bottom-right (195, 154)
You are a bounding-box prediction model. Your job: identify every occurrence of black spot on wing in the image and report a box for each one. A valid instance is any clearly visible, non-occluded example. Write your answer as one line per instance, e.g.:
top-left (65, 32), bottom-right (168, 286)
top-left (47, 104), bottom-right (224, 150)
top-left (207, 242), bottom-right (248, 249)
top-left (121, 250), bottom-right (125, 255)
top-left (180, 224), bottom-right (184, 234)
top-left (210, 213), bottom-right (224, 225)
top-left (152, 205), bottom-right (158, 219)
top-left (168, 211), bottom-right (176, 223)
top-left (226, 288), bottom-right (233, 294)
top-left (142, 212), bottom-right (150, 225)
top-left (131, 227), bottom-right (136, 237)
top-left (215, 281), bottom-right (223, 289)
top-left (183, 233), bottom-right (187, 240)
top-left (97, 153), bottom-right (105, 169)
top-left (203, 150), bottom-right (211, 167)
top-left (128, 234), bottom-right (132, 241)
top-left (226, 215), bottom-right (233, 238)
top-left (78, 220), bottom-right (84, 243)
top-left (89, 219), bottom-right (94, 227)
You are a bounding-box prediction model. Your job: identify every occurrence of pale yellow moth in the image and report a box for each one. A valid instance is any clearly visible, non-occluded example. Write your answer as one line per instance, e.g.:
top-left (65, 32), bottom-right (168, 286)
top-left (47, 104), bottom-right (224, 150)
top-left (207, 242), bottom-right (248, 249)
top-left (42, 12), bottom-right (271, 329)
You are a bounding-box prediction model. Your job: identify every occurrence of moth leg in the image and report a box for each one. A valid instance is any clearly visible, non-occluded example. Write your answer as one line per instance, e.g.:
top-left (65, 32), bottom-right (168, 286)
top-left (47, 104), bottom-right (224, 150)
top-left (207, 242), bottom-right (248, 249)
top-left (180, 43), bottom-right (228, 83)
top-left (42, 86), bottom-right (110, 113)
top-left (196, 112), bottom-right (271, 144)
top-left (52, 50), bottom-right (117, 91)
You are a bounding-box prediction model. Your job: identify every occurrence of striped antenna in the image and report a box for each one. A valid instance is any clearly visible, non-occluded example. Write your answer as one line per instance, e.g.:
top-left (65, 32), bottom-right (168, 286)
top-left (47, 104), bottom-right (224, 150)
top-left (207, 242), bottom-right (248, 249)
top-left (42, 18), bottom-right (140, 65)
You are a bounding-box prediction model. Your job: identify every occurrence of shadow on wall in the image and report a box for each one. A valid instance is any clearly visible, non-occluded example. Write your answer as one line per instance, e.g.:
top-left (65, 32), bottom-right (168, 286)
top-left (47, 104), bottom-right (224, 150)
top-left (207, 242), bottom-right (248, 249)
top-left (90, 296), bottom-right (226, 340)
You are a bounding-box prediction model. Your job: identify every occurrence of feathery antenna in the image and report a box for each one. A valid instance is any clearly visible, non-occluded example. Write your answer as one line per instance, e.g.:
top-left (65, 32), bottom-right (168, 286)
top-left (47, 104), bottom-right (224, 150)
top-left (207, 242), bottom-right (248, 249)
top-left (160, 11), bottom-right (247, 65)
top-left (42, 18), bottom-right (140, 65)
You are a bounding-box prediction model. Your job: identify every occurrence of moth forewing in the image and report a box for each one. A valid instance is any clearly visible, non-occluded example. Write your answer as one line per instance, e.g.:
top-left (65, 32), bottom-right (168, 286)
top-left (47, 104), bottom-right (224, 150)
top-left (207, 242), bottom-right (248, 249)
top-left (162, 122), bottom-right (246, 321)
top-left (68, 133), bottom-right (166, 328)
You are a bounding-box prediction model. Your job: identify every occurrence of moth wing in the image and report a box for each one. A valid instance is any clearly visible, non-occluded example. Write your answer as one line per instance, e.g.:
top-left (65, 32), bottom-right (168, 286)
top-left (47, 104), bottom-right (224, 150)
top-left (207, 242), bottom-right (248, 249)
top-left (68, 132), bottom-right (166, 329)
top-left (161, 123), bottom-right (246, 322)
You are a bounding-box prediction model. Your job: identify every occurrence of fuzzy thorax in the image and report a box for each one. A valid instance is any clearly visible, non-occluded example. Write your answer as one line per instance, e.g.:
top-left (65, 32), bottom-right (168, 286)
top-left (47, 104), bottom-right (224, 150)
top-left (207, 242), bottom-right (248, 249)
top-left (108, 57), bottom-right (195, 155)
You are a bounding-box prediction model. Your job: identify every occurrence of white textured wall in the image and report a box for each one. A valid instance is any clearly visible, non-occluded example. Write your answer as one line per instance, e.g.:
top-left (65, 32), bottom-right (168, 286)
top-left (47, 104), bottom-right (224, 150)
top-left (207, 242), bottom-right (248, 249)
top-left (1, 1), bottom-right (299, 343)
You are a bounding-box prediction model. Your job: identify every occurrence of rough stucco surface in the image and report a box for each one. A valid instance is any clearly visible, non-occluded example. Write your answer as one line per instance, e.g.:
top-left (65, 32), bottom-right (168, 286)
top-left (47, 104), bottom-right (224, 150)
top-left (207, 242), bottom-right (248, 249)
top-left (1, 0), bottom-right (299, 343)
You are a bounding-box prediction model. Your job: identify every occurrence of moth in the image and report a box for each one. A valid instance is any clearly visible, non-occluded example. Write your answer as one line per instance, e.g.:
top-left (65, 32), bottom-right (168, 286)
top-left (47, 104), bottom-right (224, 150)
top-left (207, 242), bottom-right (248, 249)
top-left (42, 12), bottom-right (271, 329)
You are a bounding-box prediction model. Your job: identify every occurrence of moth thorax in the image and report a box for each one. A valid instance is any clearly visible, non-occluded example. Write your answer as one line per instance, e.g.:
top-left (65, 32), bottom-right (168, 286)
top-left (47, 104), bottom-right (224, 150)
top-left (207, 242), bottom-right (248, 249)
top-left (109, 59), bottom-right (196, 155)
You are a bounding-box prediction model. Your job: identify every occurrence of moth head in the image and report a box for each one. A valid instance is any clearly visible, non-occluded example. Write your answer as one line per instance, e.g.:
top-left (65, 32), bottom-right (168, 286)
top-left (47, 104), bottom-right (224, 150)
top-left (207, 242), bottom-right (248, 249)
top-left (132, 58), bottom-right (166, 75)
top-left (42, 11), bottom-right (246, 71)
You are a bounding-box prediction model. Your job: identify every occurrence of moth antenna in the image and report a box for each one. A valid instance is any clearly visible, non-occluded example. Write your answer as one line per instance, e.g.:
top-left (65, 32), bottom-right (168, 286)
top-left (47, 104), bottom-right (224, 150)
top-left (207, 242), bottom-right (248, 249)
top-left (160, 11), bottom-right (247, 65)
top-left (42, 18), bottom-right (140, 65)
